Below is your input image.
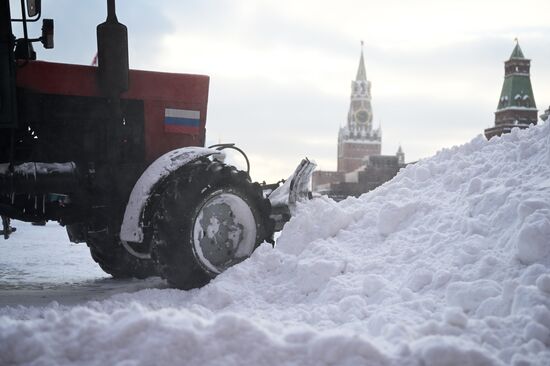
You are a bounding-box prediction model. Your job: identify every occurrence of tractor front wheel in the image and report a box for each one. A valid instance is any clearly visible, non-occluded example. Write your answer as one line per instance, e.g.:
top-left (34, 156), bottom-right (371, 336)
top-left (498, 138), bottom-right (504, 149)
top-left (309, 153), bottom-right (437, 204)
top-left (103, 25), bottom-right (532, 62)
top-left (152, 160), bottom-right (273, 289)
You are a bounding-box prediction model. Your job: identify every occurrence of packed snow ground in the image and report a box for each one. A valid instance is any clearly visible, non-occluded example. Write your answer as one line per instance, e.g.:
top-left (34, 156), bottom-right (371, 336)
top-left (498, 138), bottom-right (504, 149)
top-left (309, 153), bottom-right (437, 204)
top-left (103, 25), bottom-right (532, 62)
top-left (0, 221), bottom-right (165, 307)
top-left (1, 122), bottom-right (550, 365)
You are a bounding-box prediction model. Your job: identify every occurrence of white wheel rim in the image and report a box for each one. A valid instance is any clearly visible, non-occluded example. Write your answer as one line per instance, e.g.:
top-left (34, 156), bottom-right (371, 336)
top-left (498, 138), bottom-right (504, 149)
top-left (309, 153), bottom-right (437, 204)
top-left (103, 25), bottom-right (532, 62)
top-left (192, 191), bottom-right (257, 273)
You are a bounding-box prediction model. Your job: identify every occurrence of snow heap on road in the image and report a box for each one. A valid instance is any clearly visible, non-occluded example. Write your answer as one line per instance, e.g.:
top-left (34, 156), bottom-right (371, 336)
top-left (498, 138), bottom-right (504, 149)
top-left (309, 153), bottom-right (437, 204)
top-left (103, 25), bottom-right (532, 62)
top-left (2, 122), bottom-right (550, 365)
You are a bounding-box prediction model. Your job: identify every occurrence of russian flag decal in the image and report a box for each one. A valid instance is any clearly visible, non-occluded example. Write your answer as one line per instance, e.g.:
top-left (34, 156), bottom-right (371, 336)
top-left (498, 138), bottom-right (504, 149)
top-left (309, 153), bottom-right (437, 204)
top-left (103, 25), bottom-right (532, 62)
top-left (164, 108), bottom-right (201, 134)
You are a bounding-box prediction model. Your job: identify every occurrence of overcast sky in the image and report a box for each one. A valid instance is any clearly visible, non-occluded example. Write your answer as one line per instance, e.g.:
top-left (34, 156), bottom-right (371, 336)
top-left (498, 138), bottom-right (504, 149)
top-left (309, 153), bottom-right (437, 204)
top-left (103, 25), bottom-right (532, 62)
top-left (14, 0), bottom-right (550, 182)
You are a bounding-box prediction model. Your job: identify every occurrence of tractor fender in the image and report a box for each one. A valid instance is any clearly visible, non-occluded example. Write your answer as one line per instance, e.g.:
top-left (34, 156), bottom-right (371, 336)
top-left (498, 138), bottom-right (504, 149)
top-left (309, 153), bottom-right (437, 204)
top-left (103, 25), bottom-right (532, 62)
top-left (120, 147), bottom-right (221, 243)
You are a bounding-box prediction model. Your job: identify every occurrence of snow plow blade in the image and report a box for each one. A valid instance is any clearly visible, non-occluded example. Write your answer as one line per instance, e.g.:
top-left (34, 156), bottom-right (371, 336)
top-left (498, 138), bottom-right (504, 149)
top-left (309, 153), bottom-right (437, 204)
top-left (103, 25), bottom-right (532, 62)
top-left (267, 158), bottom-right (316, 231)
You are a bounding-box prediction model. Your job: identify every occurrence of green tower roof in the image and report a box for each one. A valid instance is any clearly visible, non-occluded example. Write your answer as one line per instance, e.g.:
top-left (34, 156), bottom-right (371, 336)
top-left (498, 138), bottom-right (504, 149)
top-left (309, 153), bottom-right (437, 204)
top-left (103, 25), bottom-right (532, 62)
top-left (497, 42), bottom-right (536, 111)
top-left (509, 41), bottom-right (525, 59)
top-left (497, 76), bottom-right (536, 110)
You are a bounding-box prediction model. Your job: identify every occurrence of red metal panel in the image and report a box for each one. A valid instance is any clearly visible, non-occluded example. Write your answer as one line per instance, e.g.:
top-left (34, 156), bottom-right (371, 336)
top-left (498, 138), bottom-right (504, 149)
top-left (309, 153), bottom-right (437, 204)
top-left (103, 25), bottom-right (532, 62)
top-left (143, 99), bottom-right (205, 163)
top-left (16, 61), bottom-right (209, 164)
top-left (125, 68), bottom-right (209, 163)
top-left (16, 61), bottom-right (100, 96)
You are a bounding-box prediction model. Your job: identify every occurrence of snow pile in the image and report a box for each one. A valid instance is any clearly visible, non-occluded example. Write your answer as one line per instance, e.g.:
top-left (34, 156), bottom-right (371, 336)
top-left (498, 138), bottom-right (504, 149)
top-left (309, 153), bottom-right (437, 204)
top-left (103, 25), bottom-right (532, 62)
top-left (1, 123), bottom-right (550, 365)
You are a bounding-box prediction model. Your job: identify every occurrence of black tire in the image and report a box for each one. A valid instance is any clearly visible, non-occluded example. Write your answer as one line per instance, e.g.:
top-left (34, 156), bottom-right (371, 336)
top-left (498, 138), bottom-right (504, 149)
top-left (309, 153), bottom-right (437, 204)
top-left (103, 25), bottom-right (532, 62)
top-left (86, 226), bottom-right (158, 279)
top-left (152, 159), bottom-right (274, 289)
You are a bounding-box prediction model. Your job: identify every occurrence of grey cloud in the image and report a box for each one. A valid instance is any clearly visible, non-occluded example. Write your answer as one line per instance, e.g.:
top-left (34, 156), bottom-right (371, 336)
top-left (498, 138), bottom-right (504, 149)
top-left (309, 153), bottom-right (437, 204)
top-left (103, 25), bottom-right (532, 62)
top-left (19, 0), bottom-right (173, 67)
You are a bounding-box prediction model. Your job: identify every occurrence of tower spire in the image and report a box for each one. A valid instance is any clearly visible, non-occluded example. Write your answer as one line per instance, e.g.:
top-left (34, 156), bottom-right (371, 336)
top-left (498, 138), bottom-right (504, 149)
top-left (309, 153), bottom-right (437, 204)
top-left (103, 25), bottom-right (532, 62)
top-left (356, 41), bottom-right (367, 81)
top-left (510, 38), bottom-right (525, 59)
top-left (338, 42), bottom-right (380, 173)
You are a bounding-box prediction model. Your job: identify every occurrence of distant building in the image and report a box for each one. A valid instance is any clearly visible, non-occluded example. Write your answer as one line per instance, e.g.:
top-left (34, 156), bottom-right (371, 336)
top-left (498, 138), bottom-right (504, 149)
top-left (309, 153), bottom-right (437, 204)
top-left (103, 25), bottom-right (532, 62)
top-left (485, 41), bottom-right (538, 139)
top-left (541, 106), bottom-right (550, 122)
top-left (312, 45), bottom-right (406, 199)
top-left (337, 47), bottom-right (381, 173)
top-left (327, 155), bottom-right (404, 200)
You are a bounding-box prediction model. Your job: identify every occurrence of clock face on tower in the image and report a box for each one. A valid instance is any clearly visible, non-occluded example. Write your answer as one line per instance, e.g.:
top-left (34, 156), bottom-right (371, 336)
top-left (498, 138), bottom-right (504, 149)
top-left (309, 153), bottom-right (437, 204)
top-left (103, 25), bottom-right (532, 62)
top-left (355, 110), bottom-right (369, 123)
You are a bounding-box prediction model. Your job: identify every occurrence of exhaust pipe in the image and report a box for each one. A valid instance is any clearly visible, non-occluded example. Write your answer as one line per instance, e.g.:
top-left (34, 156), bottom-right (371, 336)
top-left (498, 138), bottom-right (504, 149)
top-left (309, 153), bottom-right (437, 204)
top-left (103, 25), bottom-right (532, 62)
top-left (96, 0), bottom-right (129, 96)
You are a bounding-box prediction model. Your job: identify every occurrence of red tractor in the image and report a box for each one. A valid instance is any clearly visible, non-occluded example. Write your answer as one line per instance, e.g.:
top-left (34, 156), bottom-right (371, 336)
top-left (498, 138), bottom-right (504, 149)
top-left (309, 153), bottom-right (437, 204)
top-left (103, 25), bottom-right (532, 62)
top-left (0, 0), bottom-right (315, 289)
